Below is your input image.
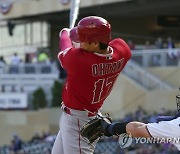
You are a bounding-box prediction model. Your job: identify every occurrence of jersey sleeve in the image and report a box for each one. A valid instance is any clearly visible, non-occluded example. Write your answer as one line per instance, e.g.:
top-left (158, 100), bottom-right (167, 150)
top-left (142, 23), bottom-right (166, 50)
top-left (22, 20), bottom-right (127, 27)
top-left (58, 48), bottom-right (78, 74)
top-left (58, 29), bottom-right (76, 73)
top-left (147, 120), bottom-right (175, 138)
top-left (147, 118), bottom-right (180, 150)
top-left (109, 38), bottom-right (132, 61)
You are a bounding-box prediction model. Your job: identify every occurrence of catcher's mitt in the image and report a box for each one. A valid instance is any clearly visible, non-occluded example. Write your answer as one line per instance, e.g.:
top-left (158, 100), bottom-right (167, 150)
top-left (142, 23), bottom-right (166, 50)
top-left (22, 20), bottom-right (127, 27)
top-left (80, 113), bottom-right (112, 143)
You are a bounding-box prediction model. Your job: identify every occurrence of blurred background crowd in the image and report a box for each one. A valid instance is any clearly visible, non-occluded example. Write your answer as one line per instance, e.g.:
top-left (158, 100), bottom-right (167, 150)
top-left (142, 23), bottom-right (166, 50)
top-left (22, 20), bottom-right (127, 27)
top-left (0, 0), bottom-right (180, 154)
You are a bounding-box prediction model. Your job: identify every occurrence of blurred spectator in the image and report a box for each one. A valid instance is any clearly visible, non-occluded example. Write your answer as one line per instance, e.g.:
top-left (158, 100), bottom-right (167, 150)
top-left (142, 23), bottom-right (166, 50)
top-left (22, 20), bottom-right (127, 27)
top-left (31, 132), bottom-right (41, 143)
top-left (144, 40), bottom-right (153, 49)
top-left (11, 53), bottom-right (21, 65)
top-left (10, 134), bottom-right (22, 153)
top-left (127, 39), bottom-right (135, 50)
top-left (38, 51), bottom-right (50, 63)
top-left (154, 37), bottom-right (163, 49)
top-left (135, 106), bottom-right (147, 121)
top-left (25, 53), bottom-right (31, 63)
top-left (41, 131), bottom-right (48, 140)
top-left (30, 52), bottom-right (38, 63)
top-left (45, 133), bottom-right (56, 143)
top-left (148, 112), bottom-right (158, 123)
top-left (166, 37), bottom-right (175, 49)
top-left (0, 85), bottom-right (5, 92)
top-left (152, 37), bottom-right (164, 65)
top-left (124, 112), bottom-right (135, 122)
top-left (166, 37), bottom-right (178, 60)
top-left (0, 56), bottom-right (6, 74)
top-left (0, 57), bottom-right (5, 91)
top-left (168, 49), bottom-right (177, 60)
top-left (0, 56), bottom-right (6, 64)
top-left (10, 53), bottom-right (21, 73)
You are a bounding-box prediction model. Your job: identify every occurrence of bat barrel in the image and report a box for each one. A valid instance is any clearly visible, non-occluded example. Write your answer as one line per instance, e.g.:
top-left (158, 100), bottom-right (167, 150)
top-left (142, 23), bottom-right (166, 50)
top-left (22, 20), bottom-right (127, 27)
top-left (69, 0), bottom-right (80, 29)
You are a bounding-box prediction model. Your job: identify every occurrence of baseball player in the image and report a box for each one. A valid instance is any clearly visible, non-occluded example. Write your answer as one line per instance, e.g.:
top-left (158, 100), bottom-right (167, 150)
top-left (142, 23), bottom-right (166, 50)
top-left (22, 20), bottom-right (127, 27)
top-left (104, 114), bottom-right (180, 150)
top-left (51, 16), bottom-right (131, 154)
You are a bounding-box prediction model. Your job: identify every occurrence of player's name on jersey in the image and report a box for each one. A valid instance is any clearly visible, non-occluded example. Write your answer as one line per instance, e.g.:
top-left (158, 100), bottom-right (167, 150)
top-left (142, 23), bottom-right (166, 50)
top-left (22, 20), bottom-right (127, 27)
top-left (92, 59), bottom-right (124, 76)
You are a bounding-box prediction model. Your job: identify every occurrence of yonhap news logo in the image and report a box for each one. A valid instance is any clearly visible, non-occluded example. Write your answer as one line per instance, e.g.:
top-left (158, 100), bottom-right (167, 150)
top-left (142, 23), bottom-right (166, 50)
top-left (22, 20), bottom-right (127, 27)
top-left (118, 133), bottom-right (180, 148)
top-left (118, 133), bottom-right (133, 148)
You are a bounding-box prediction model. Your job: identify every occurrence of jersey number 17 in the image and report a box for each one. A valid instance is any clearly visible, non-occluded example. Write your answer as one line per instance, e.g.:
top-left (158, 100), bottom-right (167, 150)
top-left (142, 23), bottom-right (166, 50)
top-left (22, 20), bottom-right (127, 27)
top-left (92, 74), bottom-right (119, 104)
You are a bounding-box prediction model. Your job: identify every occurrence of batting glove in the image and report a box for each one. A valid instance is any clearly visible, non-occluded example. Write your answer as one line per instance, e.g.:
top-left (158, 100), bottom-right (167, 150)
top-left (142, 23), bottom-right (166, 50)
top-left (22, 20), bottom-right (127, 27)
top-left (59, 28), bottom-right (71, 38)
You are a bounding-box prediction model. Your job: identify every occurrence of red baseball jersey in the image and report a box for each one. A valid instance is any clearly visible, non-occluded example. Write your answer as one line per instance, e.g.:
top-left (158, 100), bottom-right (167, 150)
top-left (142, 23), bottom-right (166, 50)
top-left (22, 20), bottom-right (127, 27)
top-left (58, 38), bottom-right (131, 112)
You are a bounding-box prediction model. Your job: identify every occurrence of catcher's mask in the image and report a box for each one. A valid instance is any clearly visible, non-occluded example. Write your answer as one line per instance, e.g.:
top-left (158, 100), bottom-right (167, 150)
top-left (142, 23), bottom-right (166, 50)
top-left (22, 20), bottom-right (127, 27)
top-left (70, 16), bottom-right (111, 44)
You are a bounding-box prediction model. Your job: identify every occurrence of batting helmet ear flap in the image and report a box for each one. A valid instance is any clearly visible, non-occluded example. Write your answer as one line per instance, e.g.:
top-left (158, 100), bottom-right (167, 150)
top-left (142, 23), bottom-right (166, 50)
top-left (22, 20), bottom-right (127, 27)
top-left (70, 27), bottom-right (80, 43)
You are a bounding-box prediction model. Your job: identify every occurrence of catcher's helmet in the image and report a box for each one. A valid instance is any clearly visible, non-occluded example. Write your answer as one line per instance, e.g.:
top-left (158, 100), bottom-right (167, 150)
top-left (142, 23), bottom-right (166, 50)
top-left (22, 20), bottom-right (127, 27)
top-left (70, 16), bottom-right (111, 44)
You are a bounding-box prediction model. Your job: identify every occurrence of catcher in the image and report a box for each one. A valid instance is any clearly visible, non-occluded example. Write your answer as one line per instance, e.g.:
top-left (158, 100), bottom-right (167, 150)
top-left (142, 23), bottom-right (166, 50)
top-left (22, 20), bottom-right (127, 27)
top-left (81, 96), bottom-right (180, 151)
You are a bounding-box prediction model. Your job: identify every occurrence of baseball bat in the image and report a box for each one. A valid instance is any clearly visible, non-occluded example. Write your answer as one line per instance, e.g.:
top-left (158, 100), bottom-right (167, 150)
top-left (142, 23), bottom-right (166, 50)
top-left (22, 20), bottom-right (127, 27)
top-left (69, 0), bottom-right (81, 29)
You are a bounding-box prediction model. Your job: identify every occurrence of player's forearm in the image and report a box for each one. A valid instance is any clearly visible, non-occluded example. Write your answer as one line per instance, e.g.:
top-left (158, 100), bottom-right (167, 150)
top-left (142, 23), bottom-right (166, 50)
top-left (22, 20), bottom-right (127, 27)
top-left (107, 121), bottom-right (151, 138)
top-left (59, 29), bottom-right (73, 51)
top-left (126, 122), bottom-right (151, 137)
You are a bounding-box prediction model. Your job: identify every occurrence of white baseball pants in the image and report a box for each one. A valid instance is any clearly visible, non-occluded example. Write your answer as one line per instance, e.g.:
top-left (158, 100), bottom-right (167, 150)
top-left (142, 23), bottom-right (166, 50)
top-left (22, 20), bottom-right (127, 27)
top-left (51, 107), bottom-right (98, 154)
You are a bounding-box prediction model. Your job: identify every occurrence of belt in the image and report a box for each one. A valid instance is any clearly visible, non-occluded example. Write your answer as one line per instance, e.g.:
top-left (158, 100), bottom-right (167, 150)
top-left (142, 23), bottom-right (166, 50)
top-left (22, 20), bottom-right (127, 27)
top-left (61, 104), bottom-right (97, 117)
